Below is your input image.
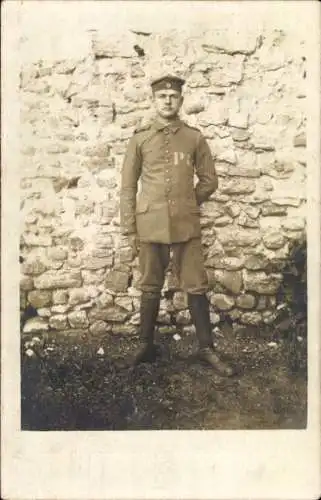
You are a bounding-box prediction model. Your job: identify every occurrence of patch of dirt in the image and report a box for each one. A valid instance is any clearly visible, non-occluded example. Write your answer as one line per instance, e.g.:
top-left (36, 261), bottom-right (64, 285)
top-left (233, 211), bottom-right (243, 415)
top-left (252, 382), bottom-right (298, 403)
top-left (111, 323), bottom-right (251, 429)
top-left (21, 324), bottom-right (307, 430)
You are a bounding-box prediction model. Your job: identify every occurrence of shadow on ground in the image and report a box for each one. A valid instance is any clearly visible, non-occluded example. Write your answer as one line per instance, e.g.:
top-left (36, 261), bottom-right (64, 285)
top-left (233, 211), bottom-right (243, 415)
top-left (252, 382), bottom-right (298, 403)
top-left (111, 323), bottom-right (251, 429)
top-left (21, 322), bottom-right (307, 431)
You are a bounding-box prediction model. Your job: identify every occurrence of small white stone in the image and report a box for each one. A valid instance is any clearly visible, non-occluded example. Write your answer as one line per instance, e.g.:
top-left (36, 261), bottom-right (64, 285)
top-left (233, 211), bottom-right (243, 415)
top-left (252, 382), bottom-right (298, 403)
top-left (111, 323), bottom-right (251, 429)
top-left (267, 341), bottom-right (278, 348)
top-left (25, 348), bottom-right (35, 357)
top-left (213, 327), bottom-right (224, 338)
top-left (97, 347), bottom-right (105, 355)
top-left (173, 333), bottom-right (181, 341)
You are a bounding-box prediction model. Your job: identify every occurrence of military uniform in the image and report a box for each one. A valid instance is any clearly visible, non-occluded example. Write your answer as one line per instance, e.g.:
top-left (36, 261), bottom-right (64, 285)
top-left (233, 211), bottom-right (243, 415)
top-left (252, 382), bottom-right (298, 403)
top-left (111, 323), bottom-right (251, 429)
top-left (120, 118), bottom-right (217, 294)
top-left (119, 75), bottom-right (234, 376)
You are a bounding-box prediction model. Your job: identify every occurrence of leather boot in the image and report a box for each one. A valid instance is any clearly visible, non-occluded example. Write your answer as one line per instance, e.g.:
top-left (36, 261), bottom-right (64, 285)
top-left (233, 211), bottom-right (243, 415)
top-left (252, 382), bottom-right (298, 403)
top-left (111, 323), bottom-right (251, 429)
top-left (133, 292), bottom-right (160, 365)
top-left (188, 293), bottom-right (234, 377)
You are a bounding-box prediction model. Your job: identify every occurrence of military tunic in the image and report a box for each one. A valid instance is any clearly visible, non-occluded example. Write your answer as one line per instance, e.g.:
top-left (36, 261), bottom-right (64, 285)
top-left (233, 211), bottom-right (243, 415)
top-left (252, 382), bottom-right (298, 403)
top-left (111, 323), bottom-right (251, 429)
top-left (120, 119), bottom-right (218, 244)
top-left (120, 118), bottom-right (218, 294)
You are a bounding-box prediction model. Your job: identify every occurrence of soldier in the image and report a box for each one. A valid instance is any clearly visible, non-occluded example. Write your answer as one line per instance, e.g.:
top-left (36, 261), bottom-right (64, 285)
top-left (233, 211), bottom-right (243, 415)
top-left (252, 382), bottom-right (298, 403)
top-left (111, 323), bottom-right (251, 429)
top-left (120, 74), bottom-right (234, 376)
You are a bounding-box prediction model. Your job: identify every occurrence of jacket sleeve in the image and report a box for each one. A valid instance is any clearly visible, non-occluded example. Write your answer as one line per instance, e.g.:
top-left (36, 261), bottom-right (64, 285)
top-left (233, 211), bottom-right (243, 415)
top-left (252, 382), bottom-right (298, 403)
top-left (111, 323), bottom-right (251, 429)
top-left (194, 134), bottom-right (218, 205)
top-left (120, 135), bottom-right (142, 235)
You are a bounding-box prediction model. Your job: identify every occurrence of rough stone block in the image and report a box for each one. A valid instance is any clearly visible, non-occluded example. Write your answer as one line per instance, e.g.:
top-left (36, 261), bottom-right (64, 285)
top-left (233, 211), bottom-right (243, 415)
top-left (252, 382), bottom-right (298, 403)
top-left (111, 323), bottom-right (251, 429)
top-left (238, 213), bottom-right (259, 228)
top-left (96, 58), bottom-right (128, 75)
top-left (96, 169), bottom-right (117, 188)
top-left (54, 59), bottom-right (78, 74)
top-left (20, 275), bottom-right (34, 291)
top-left (272, 197), bottom-right (302, 207)
top-left (28, 290), bottom-right (52, 308)
top-left (46, 247), bottom-right (68, 262)
top-left (262, 311), bottom-right (278, 324)
top-left (37, 308), bottom-right (51, 317)
top-left (157, 311), bottom-right (171, 324)
top-left (82, 255), bottom-right (114, 270)
top-left (88, 306), bottom-right (129, 323)
top-left (261, 203), bottom-right (288, 216)
top-left (228, 110), bottom-right (249, 129)
top-left (173, 292), bottom-right (188, 310)
top-left (92, 37), bottom-right (134, 58)
top-left (212, 270), bottom-right (243, 294)
top-left (105, 269), bottom-right (130, 293)
top-left (226, 203), bottom-right (241, 218)
top-left (68, 310), bottom-right (89, 329)
top-left (49, 315), bottom-right (68, 330)
top-left (69, 288), bottom-right (91, 306)
top-left (209, 293), bottom-right (235, 311)
top-left (240, 311), bottom-right (262, 325)
top-left (198, 102), bottom-right (228, 126)
top-left (231, 128), bottom-right (250, 141)
top-left (281, 217), bottom-right (305, 231)
top-left (53, 290), bottom-right (69, 305)
top-left (129, 312), bottom-right (141, 326)
top-left (208, 256), bottom-right (244, 271)
top-left (115, 296), bottom-right (133, 312)
top-left (96, 292), bottom-right (114, 308)
top-left (263, 230), bottom-right (286, 250)
top-left (89, 320), bottom-right (111, 335)
top-left (243, 270), bottom-right (282, 295)
top-left (209, 312), bottom-right (221, 325)
top-left (184, 101), bottom-right (205, 115)
top-left (23, 317), bottom-right (49, 334)
top-left (34, 270), bottom-right (82, 289)
top-left (214, 216), bottom-right (233, 227)
top-left (244, 254), bottom-right (269, 270)
top-left (23, 233), bottom-right (53, 247)
top-left (228, 309), bottom-right (241, 321)
top-left (257, 296), bottom-right (268, 310)
top-left (219, 178), bottom-right (256, 195)
top-left (176, 310), bottom-right (191, 325)
top-left (283, 230), bottom-right (305, 241)
top-left (111, 324), bottom-right (137, 335)
top-left (206, 54), bottom-right (245, 86)
top-left (46, 144), bottom-right (69, 155)
top-left (94, 234), bottom-right (114, 249)
top-left (21, 257), bottom-right (47, 276)
top-left (244, 206), bottom-right (261, 219)
top-left (51, 304), bottom-right (71, 314)
top-left (216, 150), bottom-right (237, 164)
top-left (119, 247), bottom-right (135, 263)
top-left (226, 166), bottom-right (260, 178)
top-left (186, 72), bottom-right (210, 88)
top-left (218, 228), bottom-right (261, 248)
top-left (202, 30), bottom-right (259, 55)
top-left (236, 294), bottom-right (256, 309)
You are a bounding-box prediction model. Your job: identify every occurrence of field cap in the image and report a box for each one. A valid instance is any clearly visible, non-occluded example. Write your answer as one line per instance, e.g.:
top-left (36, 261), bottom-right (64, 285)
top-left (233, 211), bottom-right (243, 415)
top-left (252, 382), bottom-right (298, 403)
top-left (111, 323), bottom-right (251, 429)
top-left (151, 74), bottom-right (185, 92)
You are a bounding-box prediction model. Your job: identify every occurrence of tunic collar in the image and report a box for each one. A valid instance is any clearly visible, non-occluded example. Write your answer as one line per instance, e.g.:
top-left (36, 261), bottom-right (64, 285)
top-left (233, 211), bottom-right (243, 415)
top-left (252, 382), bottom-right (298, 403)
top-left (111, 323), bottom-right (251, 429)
top-left (153, 118), bottom-right (183, 134)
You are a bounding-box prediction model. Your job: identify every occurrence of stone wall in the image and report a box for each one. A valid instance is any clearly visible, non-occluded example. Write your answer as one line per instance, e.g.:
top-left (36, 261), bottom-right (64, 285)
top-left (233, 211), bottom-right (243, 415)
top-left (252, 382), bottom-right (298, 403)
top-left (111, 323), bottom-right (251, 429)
top-left (20, 26), bottom-right (307, 337)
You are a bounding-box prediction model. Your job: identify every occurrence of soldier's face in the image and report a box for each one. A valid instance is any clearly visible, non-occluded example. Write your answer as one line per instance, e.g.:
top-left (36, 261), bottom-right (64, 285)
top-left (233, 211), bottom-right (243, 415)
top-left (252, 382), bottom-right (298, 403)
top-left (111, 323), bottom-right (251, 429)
top-left (152, 89), bottom-right (184, 119)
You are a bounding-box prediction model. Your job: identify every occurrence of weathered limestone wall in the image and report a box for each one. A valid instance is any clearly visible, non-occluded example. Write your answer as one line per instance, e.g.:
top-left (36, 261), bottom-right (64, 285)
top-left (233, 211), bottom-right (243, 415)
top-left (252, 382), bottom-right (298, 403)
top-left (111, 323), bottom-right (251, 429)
top-left (20, 26), bottom-right (307, 337)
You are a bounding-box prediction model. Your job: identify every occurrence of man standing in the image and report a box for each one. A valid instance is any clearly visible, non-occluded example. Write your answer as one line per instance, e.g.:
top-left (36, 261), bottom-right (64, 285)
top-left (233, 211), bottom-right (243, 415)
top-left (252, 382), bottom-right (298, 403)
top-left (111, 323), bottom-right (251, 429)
top-left (120, 74), bottom-right (234, 376)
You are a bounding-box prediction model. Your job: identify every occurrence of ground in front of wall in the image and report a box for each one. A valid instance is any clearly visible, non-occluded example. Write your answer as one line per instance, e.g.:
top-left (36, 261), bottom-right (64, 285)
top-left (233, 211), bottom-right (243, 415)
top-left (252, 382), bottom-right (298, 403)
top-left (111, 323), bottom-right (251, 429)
top-left (21, 323), bottom-right (307, 430)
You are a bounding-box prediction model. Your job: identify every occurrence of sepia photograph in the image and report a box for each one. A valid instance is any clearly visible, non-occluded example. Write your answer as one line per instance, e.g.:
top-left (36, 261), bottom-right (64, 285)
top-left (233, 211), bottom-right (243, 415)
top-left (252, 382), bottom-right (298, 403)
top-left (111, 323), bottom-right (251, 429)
top-left (2, 0), bottom-right (320, 499)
